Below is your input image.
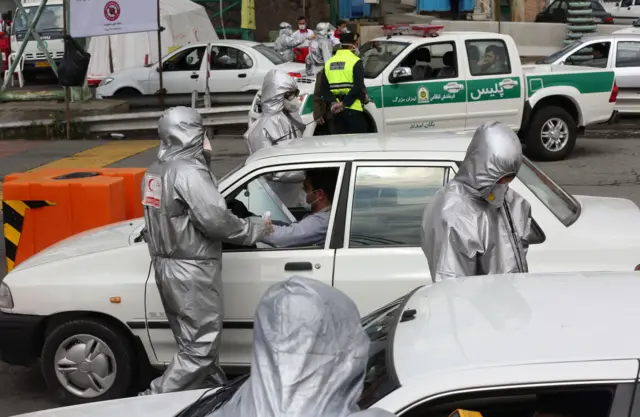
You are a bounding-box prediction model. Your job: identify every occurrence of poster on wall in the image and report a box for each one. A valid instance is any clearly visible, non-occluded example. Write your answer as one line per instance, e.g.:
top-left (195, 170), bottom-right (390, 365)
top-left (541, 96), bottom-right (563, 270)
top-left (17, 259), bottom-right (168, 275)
top-left (70, 0), bottom-right (159, 38)
top-left (241, 0), bottom-right (255, 30)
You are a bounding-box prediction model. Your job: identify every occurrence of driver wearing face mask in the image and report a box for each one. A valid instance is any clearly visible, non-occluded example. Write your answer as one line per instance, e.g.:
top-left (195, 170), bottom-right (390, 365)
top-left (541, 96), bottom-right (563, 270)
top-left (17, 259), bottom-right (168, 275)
top-left (420, 122), bottom-right (532, 282)
top-left (261, 168), bottom-right (338, 248)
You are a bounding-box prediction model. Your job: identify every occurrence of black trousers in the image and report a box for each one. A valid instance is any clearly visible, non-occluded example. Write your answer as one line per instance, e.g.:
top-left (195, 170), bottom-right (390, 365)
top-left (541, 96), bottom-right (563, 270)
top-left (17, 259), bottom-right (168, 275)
top-left (329, 109), bottom-right (368, 135)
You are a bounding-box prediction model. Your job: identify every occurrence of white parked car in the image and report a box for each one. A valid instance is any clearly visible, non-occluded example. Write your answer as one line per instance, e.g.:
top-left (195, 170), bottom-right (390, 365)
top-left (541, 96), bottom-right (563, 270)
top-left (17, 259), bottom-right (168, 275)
top-left (12, 271), bottom-right (640, 417)
top-left (95, 40), bottom-right (305, 99)
top-left (249, 30), bottom-right (618, 161)
top-left (536, 33), bottom-right (640, 114)
top-left (3, 132), bottom-right (640, 406)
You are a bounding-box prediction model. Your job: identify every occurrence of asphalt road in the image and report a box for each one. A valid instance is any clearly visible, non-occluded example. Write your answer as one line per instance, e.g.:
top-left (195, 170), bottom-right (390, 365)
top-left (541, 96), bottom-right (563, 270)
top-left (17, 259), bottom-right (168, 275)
top-left (3, 134), bottom-right (640, 416)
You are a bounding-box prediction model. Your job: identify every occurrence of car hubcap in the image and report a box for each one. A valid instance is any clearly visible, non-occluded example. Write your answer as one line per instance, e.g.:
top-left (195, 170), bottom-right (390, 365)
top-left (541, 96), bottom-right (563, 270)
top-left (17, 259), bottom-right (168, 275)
top-left (53, 334), bottom-right (117, 398)
top-left (541, 118), bottom-right (569, 152)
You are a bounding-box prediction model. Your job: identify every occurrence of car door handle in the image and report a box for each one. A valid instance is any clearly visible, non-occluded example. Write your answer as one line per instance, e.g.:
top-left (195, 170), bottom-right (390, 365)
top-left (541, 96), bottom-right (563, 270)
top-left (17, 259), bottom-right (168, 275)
top-left (443, 82), bottom-right (463, 92)
top-left (238, 73), bottom-right (247, 78)
top-left (285, 262), bottom-right (313, 271)
top-left (190, 74), bottom-right (199, 79)
top-left (499, 79), bottom-right (518, 88)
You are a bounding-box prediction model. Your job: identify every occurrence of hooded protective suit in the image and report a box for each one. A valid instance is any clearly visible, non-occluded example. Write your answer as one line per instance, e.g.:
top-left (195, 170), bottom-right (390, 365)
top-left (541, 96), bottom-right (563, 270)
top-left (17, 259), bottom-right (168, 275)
top-left (142, 106), bottom-right (266, 395)
top-left (306, 22), bottom-right (333, 76)
top-left (275, 22), bottom-right (302, 62)
top-left (245, 69), bottom-right (306, 207)
top-left (208, 276), bottom-right (397, 417)
top-left (420, 122), bottom-right (532, 282)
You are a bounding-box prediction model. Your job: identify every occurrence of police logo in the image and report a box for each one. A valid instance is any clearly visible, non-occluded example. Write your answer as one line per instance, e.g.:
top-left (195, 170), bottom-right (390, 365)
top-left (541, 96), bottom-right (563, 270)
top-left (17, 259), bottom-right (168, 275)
top-left (418, 86), bottom-right (429, 103)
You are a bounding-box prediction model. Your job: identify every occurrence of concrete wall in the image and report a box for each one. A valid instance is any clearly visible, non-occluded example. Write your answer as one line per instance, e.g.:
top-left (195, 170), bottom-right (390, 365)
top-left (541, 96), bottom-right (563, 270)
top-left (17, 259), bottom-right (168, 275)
top-left (360, 20), bottom-right (632, 56)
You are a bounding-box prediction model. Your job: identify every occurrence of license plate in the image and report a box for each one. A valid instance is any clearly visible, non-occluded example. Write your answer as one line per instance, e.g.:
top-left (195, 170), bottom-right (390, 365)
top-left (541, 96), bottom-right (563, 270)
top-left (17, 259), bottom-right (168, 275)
top-left (35, 61), bottom-right (49, 68)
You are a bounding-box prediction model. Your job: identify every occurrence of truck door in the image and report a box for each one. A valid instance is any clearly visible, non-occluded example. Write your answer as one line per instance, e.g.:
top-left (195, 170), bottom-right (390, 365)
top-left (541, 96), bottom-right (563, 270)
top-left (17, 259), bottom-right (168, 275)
top-left (465, 38), bottom-right (524, 131)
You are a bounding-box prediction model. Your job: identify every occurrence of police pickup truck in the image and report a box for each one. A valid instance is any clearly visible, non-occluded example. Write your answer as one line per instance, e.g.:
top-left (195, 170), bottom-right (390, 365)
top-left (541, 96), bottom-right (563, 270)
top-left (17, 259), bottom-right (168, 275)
top-left (249, 26), bottom-right (619, 161)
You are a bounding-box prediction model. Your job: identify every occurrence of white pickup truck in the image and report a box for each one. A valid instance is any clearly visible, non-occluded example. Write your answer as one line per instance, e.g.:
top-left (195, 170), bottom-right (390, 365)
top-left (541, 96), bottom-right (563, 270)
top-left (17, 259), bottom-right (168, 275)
top-left (249, 29), bottom-right (619, 161)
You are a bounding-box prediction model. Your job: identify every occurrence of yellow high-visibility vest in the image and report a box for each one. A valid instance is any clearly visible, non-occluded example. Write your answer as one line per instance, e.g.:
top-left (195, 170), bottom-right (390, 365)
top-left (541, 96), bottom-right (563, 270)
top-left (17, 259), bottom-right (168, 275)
top-left (324, 49), bottom-right (363, 112)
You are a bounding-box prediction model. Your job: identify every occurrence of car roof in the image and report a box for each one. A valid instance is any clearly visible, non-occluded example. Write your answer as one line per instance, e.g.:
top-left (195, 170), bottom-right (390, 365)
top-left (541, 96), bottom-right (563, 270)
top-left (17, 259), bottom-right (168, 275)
top-left (392, 271), bottom-right (640, 383)
top-left (578, 33), bottom-right (640, 42)
top-left (371, 32), bottom-right (511, 44)
top-left (245, 131), bottom-right (473, 164)
top-left (183, 39), bottom-right (259, 48)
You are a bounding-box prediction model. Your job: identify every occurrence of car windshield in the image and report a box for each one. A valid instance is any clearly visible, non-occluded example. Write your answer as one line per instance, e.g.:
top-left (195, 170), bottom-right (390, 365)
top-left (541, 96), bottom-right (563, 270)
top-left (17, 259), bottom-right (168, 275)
top-left (13, 5), bottom-right (63, 33)
top-left (537, 40), bottom-right (583, 64)
top-left (254, 44), bottom-right (286, 65)
top-left (518, 158), bottom-right (581, 226)
top-left (360, 40), bottom-right (410, 78)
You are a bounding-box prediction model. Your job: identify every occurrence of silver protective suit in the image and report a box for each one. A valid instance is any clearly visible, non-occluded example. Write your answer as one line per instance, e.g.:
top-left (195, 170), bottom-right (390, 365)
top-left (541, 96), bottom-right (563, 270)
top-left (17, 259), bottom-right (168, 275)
top-left (306, 22), bottom-right (333, 76)
top-left (275, 22), bottom-right (301, 62)
top-left (208, 276), bottom-right (397, 417)
top-left (421, 122), bottom-right (532, 282)
top-left (142, 106), bottom-right (266, 395)
top-left (245, 69), bottom-right (306, 207)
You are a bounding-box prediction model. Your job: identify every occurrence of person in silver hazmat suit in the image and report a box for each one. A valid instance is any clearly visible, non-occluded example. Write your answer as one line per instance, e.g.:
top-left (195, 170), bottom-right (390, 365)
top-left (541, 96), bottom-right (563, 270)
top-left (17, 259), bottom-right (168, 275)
top-left (420, 121), bottom-right (532, 282)
top-left (141, 106), bottom-right (270, 395)
top-left (274, 22), bottom-right (303, 62)
top-left (205, 275), bottom-right (397, 417)
top-left (306, 22), bottom-right (333, 76)
top-left (245, 69), bottom-right (306, 207)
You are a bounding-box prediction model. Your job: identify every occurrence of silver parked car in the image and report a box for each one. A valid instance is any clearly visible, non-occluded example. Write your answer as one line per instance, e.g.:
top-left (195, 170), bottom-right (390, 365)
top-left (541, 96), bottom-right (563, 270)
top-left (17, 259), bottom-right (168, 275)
top-left (537, 33), bottom-right (640, 114)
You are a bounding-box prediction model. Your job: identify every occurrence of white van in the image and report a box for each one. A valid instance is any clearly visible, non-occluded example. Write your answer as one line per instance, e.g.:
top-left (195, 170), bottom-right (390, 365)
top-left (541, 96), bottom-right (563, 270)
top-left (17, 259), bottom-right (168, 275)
top-left (10, 0), bottom-right (64, 79)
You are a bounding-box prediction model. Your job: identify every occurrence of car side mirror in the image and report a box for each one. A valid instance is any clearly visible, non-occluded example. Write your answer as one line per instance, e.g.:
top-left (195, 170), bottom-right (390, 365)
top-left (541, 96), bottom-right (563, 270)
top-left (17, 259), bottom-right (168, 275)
top-left (390, 66), bottom-right (412, 83)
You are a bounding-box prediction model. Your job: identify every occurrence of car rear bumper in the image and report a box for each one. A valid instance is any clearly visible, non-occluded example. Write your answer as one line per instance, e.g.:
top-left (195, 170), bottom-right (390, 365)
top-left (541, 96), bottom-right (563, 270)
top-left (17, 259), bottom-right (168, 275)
top-left (0, 311), bottom-right (44, 366)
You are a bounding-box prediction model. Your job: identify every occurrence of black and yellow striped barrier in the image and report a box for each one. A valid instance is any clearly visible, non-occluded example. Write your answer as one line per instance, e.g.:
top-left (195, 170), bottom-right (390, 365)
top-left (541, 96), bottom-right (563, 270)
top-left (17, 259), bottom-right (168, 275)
top-left (3, 200), bottom-right (56, 273)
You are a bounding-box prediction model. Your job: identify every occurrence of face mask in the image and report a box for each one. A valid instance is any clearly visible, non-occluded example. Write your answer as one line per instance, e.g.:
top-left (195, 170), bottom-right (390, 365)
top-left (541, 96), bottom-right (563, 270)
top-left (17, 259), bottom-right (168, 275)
top-left (341, 27), bottom-right (349, 33)
top-left (283, 97), bottom-right (301, 113)
top-left (299, 24), bottom-right (306, 30)
top-left (485, 183), bottom-right (509, 208)
top-left (302, 189), bottom-right (321, 210)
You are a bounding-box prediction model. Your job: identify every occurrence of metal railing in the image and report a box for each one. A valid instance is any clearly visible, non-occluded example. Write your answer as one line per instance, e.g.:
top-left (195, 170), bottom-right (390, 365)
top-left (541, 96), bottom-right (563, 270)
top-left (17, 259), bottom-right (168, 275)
top-left (0, 105), bottom-right (251, 133)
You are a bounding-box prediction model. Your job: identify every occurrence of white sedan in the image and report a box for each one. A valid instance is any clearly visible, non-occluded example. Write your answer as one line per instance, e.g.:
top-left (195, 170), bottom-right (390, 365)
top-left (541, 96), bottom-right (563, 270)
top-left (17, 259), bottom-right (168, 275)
top-left (95, 39), bottom-right (305, 98)
top-left (12, 271), bottom-right (640, 417)
top-left (3, 132), bottom-right (640, 406)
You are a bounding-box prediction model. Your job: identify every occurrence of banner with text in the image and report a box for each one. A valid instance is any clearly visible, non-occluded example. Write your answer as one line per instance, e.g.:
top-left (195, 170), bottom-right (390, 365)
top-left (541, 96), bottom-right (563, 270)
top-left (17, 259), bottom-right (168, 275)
top-left (70, 0), bottom-right (159, 38)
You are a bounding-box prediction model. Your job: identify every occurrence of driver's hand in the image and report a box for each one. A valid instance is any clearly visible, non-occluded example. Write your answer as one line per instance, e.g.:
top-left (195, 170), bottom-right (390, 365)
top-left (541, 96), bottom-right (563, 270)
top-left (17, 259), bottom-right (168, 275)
top-left (263, 217), bottom-right (274, 235)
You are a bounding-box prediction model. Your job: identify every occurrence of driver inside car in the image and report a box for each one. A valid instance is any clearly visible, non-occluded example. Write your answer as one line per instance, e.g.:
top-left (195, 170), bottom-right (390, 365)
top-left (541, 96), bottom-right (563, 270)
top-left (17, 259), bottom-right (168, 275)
top-left (260, 168), bottom-right (338, 248)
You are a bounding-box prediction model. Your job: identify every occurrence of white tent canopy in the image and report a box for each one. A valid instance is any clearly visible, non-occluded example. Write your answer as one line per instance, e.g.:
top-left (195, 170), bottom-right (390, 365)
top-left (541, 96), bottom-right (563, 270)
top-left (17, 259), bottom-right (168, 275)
top-left (86, 0), bottom-right (218, 83)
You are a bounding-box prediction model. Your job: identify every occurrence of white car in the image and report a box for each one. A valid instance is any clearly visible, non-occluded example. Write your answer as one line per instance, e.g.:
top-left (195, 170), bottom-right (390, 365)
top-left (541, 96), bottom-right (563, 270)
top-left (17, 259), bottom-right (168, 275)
top-left (535, 33), bottom-right (640, 114)
top-left (13, 271), bottom-right (640, 417)
top-left (3, 132), bottom-right (640, 406)
top-left (95, 39), bottom-right (305, 98)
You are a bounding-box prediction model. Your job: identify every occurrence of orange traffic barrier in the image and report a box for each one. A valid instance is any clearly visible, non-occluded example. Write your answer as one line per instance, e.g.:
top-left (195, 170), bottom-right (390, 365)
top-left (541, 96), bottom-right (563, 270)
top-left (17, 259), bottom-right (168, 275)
top-left (3, 168), bottom-right (146, 272)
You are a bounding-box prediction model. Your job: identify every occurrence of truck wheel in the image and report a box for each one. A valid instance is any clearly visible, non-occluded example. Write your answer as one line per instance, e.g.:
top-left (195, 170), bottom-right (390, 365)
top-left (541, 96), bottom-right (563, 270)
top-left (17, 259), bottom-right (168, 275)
top-left (524, 106), bottom-right (577, 162)
top-left (41, 318), bottom-right (135, 406)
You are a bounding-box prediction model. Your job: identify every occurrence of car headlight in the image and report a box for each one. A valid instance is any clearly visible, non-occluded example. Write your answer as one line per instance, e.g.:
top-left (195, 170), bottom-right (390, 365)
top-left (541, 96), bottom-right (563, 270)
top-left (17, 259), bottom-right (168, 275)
top-left (0, 281), bottom-right (13, 309)
top-left (99, 77), bottom-right (114, 87)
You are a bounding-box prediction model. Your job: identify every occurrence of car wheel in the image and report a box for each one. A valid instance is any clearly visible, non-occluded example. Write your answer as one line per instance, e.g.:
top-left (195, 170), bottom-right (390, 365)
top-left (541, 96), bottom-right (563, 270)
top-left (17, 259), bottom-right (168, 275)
top-left (41, 318), bottom-right (135, 406)
top-left (113, 87), bottom-right (141, 98)
top-left (524, 105), bottom-right (577, 161)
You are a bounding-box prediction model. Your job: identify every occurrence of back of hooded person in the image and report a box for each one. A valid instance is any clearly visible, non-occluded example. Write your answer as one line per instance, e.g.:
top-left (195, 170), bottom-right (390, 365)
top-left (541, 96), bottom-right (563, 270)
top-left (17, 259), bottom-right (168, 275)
top-left (420, 121), bottom-right (532, 282)
top-left (207, 276), bottom-right (397, 417)
top-left (244, 69), bottom-right (306, 207)
top-left (306, 22), bottom-right (333, 76)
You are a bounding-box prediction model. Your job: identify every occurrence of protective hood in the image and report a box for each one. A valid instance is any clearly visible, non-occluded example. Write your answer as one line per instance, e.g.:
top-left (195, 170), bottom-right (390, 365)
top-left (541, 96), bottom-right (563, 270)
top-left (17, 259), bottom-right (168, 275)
top-left (260, 69), bottom-right (298, 115)
top-left (210, 276), bottom-right (392, 417)
top-left (279, 22), bottom-right (293, 37)
top-left (157, 106), bottom-right (205, 164)
top-left (455, 121), bottom-right (523, 199)
top-left (315, 22), bottom-right (330, 37)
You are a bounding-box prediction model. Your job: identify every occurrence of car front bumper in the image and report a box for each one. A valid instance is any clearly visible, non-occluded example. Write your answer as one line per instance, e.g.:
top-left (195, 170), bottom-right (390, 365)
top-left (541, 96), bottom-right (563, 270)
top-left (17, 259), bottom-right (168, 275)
top-left (0, 311), bottom-right (44, 366)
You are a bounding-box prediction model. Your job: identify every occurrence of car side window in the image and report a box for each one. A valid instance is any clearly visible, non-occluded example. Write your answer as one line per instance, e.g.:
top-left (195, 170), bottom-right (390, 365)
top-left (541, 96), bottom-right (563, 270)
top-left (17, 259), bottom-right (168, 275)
top-left (465, 39), bottom-right (512, 76)
top-left (210, 46), bottom-right (254, 70)
top-left (162, 46), bottom-right (206, 72)
top-left (396, 42), bottom-right (458, 82)
top-left (615, 41), bottom-right (640, 68)
top-left (223, 166), bottom-right (341, 251)
top-left (401, 384), bottom-right (619, 417)
top-left (591, 1), bottom-right (605, 11)
top-left (566, 41), bottom-right (610, 68)
top-left (349, 166), bottom-right (446, 248)
top-left (621, 0), bottom-right (632, 7)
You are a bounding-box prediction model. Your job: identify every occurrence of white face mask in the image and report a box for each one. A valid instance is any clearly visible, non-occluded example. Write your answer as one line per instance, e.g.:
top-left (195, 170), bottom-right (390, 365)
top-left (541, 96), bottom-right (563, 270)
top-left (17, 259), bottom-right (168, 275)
top-left (485, 183), bottom-right (509, 208)
top-left (299, 24), bottom-right (306, 30)
top-left (284, 97), bottom-right (301, 113)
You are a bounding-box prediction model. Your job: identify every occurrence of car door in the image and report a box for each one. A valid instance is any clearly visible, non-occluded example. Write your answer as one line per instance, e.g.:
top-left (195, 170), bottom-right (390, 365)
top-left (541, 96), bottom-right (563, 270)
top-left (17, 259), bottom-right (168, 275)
top-left (380, 40), bottom-right (468, 133)
top-left (376, 360), bottom-right (638, 417)
top-left (612, 39), bottom-right (640, 112)
top-left (145, 161), bottom-right (347, 367)
top-left (333, 161), bottom-right (451, 316)
top-left (465, 38), bottom-right (525, 131)
top-left (208, 45), bottom-right (257, 93)
top-left (148, 45), bottom-right (206, 94)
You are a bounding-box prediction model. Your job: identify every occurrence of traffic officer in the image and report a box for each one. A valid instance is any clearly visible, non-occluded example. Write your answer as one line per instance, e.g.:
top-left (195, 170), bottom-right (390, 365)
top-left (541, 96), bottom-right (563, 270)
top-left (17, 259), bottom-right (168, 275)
top-left (319, 32), bottom-right (368, 135)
